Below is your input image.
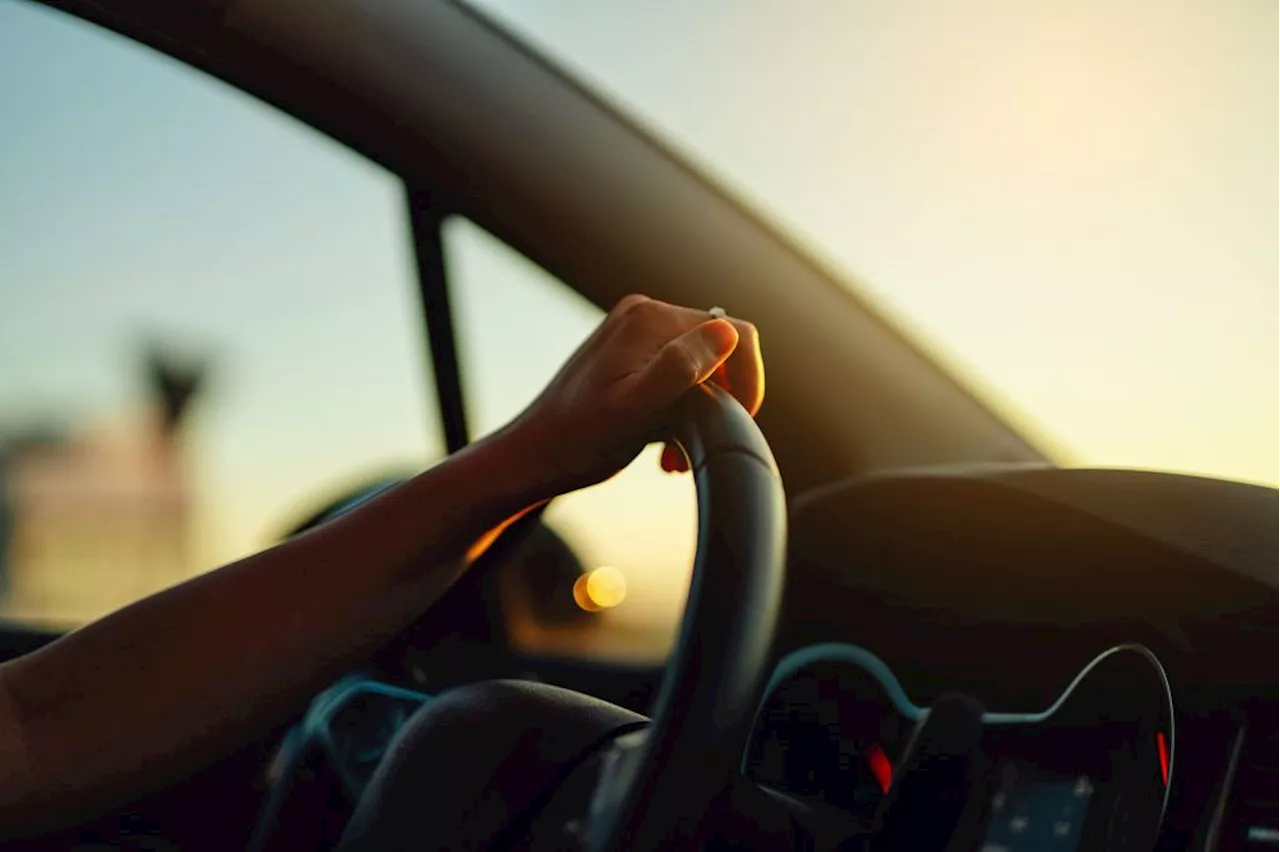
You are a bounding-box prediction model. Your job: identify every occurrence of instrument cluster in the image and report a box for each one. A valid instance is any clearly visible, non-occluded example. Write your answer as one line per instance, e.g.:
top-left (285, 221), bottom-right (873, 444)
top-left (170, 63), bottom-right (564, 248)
top-left (744, 644), bottom-right (1175, 851)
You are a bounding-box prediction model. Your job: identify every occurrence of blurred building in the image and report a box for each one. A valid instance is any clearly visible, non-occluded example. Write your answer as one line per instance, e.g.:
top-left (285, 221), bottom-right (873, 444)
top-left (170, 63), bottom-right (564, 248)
top-left (0, 350), bottom-right (204, 626)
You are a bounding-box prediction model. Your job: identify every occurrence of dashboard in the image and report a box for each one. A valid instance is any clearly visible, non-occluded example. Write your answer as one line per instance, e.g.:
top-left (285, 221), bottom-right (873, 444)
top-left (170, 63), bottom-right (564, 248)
top-left (762, 465), bottom-right (1277, 851)
top-left (745, 644), bottom-right (1175, 851)
top-left (261, 463), bottom-right (1276, 851)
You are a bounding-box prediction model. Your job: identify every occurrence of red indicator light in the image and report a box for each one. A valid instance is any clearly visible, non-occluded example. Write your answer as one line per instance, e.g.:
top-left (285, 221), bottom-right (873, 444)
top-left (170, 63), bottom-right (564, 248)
top-left (1156, 731), bottom-right (1170, 787)
top-left (865, 742), bottom-right (893, 794)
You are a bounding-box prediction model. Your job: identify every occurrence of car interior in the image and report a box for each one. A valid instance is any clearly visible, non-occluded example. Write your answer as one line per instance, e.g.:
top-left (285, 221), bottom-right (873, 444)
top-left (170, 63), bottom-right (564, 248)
top-left (2, 0), bottom-right (1276, 850)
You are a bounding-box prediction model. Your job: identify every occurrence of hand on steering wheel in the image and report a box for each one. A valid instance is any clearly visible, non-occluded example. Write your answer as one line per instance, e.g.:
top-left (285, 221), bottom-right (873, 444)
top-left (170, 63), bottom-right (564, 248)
top-left (336, 378), bottom-right (785, 852)
top-left (504, 294), bottom-right (765, 496)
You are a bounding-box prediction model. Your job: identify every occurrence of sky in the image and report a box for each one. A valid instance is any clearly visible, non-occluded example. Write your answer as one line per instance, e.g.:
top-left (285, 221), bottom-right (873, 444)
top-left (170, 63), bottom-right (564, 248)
top-left (0, 0), bottom-right (1274, 639)
top-left (0, 1), bottom-right (439, 573)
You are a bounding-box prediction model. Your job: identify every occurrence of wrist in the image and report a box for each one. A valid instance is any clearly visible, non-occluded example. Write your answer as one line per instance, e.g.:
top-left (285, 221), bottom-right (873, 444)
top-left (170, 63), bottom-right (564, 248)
top-left (472, 416), bottom-right (566, 505)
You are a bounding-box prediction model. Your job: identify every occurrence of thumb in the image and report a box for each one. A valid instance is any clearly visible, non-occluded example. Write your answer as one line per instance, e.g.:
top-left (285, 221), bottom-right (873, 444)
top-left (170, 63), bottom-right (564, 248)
top-left (636, 318), bottom-right (740, 406)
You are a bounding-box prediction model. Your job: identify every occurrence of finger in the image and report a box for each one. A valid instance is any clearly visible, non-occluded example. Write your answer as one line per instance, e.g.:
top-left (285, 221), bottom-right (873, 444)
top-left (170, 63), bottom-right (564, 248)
top-left (649, 303), bottom-right (765, 416)
top-left (660, 442), bottom-right (689, 473)
top-left (718, 318), bottom-right (765, 415)
top-left (633, 318), bottom-right (740, 408)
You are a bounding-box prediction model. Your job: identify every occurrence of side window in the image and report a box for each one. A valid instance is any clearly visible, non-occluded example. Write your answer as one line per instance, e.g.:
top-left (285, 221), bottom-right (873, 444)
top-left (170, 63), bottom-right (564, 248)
top-left (0, 4), bottom-right (440, 626)
top-left (444, 218), bottom-right (696, 662)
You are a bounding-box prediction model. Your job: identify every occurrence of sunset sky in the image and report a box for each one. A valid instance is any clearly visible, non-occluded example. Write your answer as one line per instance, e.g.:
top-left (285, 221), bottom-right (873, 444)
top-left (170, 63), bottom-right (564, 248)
top-left (471, 0), bottom-right (1277, 489)
top-left (0, 0), bottom-right (1274, 640)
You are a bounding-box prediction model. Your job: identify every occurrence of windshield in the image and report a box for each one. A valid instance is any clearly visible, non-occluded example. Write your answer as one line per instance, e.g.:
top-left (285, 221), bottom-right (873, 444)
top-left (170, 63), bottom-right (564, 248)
top-left (467, 0), bottom-right (1277, 488)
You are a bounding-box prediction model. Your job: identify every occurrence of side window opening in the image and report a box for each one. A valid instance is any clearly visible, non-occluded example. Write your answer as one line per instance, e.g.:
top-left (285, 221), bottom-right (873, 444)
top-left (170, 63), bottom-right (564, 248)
top-left (442, 217), bottom-right (696, 663)
top-left (0, 2), bottom-right (440, 627)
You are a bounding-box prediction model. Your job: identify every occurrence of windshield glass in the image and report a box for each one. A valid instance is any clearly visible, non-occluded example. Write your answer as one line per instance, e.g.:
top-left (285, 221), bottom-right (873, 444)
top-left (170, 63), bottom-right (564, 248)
top-left (467, 0), bottom-right (1277, 488)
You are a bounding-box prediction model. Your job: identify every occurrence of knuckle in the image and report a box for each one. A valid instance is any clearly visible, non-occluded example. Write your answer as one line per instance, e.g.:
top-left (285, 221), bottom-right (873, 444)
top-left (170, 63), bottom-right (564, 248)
top-left (617, 298), bottom-right (667, 333)
top-left (612, 294), bottom-right (650, 318)
top-left (664, 340), bottom-right (701, 384)
top-left (631, 298), bottom-right (664, 320)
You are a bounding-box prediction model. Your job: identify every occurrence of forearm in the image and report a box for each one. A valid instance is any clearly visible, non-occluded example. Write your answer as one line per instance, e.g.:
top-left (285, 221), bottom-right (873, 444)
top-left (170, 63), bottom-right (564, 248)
top-left (0, 424), bottom-right (552, 835)
top-left (0, 292), bottom-right (764, 838)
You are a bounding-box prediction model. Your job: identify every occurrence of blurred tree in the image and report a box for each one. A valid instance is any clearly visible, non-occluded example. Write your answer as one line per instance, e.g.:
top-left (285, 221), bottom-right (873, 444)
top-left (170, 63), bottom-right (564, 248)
top-left (141, 344), bottom-right (209, 434)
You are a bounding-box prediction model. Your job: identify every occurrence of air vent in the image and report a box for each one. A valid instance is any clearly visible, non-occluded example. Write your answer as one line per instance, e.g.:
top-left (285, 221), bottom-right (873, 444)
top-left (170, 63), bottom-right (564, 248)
top-left (1220, 706), bottom-right (1278, 849)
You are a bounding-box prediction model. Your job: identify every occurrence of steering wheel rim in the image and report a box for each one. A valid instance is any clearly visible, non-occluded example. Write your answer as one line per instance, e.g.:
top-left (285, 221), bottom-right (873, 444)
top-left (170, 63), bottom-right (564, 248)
top-left (323, 384), bottom-right (786, 852)
top-left (585, 382), bottom-right (787, 850)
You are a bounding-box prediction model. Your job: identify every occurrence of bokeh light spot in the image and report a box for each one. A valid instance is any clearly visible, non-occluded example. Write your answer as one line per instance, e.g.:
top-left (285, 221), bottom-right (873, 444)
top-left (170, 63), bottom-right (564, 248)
top-left (573, 566), bottom-right (627, 611)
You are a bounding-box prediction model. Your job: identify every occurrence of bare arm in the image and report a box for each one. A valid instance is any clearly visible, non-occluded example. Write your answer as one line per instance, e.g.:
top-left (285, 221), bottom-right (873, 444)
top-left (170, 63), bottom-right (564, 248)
top-left (0, 424), bottom-right (553, 835)
top-left (0, 295), bottom-right (764, 838)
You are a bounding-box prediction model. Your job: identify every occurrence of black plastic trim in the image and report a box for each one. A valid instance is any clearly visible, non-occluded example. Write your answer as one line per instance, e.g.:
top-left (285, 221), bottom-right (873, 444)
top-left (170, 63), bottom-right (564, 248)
top-left (406, 187), bottom-right (469, 453)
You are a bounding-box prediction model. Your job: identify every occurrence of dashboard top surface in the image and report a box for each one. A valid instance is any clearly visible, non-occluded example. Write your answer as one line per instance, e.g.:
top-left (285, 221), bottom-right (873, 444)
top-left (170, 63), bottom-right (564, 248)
top-left (780, 465), bottom-right (1277, 711)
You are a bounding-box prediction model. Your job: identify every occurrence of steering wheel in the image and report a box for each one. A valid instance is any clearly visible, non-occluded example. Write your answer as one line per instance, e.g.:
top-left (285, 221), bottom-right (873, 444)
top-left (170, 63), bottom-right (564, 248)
top-left (335, 383), bottom-right (787, 851)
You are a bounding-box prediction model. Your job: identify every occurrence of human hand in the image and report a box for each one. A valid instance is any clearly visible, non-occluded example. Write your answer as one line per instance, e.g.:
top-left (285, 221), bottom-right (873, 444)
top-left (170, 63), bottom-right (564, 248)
top-left (503, 294), bottom-right (764, 496)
